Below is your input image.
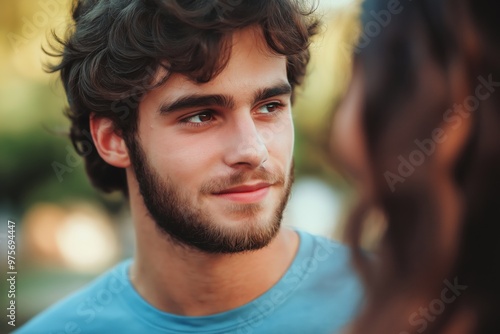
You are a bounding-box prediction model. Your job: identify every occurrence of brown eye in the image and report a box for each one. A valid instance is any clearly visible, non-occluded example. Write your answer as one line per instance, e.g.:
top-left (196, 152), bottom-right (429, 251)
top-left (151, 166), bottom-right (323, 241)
top-left (186, 112), bottom-right (214, 123)
top-left (258, 103), bottom-right (282, 114)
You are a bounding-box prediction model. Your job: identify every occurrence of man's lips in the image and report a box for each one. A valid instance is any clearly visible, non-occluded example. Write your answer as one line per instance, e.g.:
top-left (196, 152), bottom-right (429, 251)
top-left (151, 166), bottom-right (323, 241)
top-left (213, 183), bottom-right (272, 203)
top-left (216, 183), bottom-right (271, 194)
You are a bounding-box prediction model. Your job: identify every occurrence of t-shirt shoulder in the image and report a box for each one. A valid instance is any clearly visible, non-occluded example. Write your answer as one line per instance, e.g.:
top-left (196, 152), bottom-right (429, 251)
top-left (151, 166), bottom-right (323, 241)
top-left (14, 261), bottom-right (131, 334)
top-left (14, 231), bottom-right (362, 334)
top-left (294, 229), bottom-right (354, 270)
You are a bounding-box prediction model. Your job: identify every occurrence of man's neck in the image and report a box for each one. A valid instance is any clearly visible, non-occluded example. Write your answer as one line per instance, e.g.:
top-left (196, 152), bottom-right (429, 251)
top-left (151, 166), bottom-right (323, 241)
top-left (129, 222), bottom-right (299, 316)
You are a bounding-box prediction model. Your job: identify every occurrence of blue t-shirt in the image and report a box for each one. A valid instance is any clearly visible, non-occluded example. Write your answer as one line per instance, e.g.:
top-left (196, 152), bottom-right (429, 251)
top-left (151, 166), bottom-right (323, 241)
top-left (15, 230), bottom-right (363, 334)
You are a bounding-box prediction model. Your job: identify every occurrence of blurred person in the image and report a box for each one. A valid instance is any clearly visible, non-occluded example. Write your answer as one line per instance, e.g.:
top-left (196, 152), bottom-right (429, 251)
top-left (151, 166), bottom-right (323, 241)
top-left (333, 0), bottom-right (500, 333)
top-left (16, 0), bottom-right (363, 333)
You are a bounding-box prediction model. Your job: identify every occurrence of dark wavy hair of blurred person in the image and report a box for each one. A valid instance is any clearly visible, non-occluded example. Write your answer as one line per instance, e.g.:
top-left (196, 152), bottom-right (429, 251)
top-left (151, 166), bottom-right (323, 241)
top-left (44, 0), bottom-right (319, 195)
top-left (337, 0), bottom-right (500, 333)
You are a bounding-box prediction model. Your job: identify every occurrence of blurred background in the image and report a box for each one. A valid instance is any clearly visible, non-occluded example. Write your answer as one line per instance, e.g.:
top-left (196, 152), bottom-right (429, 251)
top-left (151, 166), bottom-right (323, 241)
top-left (0, 0), bottom-right (362, 328)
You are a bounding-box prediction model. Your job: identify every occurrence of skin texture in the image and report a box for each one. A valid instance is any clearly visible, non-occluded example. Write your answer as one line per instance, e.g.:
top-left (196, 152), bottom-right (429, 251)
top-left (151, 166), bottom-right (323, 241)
top-left (90, 27), bottom-right (299, 316)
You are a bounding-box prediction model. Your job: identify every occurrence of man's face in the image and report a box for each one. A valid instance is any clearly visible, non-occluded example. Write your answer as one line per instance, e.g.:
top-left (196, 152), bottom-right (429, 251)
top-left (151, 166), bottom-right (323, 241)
top-left (128, 28), bottom-right (295, 253)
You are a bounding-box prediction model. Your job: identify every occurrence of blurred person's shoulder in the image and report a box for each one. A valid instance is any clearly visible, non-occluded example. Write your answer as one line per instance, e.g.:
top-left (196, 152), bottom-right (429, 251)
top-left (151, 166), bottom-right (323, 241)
top-left (14, 259), bottom-right (136, 334)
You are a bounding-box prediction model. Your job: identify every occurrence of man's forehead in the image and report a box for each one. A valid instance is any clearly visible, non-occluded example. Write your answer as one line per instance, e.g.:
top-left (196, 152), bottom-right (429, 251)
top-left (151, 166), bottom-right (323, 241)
top-left (229, 26), bottom-right (284, 59)
top-left (146, 28), bottom-right (289, 105)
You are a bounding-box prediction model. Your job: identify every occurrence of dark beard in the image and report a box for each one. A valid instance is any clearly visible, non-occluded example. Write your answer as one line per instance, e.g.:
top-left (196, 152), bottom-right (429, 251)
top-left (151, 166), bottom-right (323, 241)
top-left (126, 136), bottom-right (293, 254)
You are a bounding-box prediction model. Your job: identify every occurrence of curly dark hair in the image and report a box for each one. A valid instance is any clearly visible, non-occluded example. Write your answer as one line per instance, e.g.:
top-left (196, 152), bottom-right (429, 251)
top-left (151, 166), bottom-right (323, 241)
top-left (342, 0), bottom-right (500, 333)
top-left (47, 0), bottom-right (319, 194)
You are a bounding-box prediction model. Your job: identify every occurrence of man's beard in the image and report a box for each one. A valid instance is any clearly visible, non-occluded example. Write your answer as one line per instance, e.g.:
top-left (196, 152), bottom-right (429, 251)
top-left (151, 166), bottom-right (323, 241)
top-left (126, 136), bottom-right (293, 254)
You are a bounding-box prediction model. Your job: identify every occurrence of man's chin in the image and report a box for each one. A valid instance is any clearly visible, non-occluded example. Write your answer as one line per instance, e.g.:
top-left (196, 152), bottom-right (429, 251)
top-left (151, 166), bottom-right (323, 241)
top-left (185, 214), bottom-right (281, 254)
top-left (209, 202), bottom-right (280, 227)
top-left (211, 187), bottom-right (284, 215)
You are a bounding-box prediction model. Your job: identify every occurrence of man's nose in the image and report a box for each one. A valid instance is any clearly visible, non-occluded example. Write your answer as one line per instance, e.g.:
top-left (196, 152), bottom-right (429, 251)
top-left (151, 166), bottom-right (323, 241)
top-left (223, 114), bottom-right (269, 169)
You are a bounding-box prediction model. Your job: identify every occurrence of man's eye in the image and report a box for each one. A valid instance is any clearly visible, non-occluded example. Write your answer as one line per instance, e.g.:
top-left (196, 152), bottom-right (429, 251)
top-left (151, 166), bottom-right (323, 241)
top-left (184, 112), bottom-right (214, 123)
top-left (257, 102), bottom-right (284, 114)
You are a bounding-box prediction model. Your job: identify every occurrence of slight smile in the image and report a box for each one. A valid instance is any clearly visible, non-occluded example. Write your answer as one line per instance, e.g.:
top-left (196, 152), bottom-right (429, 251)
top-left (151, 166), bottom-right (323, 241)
top-left (213, 183), bottom-right (271, 203)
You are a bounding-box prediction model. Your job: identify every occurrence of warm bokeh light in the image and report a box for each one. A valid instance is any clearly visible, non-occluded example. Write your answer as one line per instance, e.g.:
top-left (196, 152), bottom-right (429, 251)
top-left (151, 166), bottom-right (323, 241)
top-left (21, 203), bottom-right (120, 273)
top-left (21, 203), bottom-right (67, 263)
top-left (56, 210), bottom-right (119, 273)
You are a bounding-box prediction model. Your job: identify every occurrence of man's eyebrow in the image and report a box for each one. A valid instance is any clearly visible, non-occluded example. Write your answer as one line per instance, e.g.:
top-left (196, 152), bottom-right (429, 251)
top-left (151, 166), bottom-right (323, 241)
top-left (159, 82), bottom-right (292, 114)
top-left (159, 94), bottom-right (235, 114)
top-left (252, 82), bottom-right (292, 105)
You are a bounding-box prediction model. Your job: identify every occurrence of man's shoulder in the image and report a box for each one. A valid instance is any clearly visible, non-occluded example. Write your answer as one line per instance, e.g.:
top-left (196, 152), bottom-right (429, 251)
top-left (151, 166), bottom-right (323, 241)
top-left (15, 260), bottom-right (132, 334)
top-left (295, 229), bottom-right (354, 269)
top-left (254, 230), bottom-right (363, 333)
top-left (288, 229), bottom-right (362, 294)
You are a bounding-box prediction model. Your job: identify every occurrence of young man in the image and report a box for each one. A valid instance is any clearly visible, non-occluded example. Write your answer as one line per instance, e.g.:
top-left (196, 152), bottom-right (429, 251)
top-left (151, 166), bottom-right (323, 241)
top-left (17, 0), bottom-right (362, 333)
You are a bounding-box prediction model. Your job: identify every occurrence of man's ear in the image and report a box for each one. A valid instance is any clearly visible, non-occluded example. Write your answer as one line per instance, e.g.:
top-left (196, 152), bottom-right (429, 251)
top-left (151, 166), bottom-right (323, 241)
top-left (90, 114), bottom-right (131, 168)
